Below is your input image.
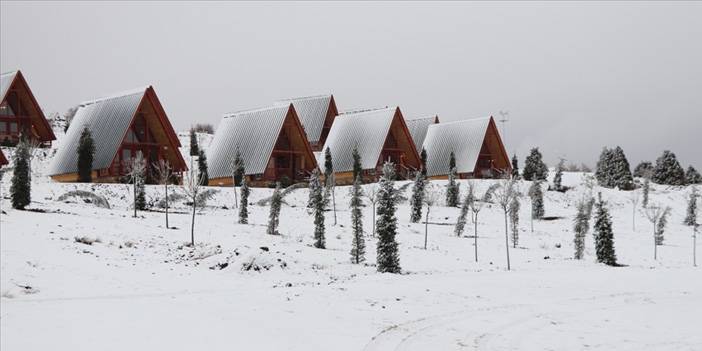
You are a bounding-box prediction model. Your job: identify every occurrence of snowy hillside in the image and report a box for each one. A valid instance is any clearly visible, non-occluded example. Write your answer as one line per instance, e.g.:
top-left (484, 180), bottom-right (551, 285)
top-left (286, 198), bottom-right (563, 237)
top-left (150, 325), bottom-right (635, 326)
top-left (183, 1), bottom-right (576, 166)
top-left (1, 146), bottom-right (700, 351)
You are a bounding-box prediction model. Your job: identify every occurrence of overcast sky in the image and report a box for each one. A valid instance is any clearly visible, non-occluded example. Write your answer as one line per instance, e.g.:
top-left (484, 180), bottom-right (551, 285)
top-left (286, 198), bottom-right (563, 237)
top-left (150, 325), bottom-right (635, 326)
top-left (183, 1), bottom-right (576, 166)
top-left (2, 1), bottom-right (700, 168)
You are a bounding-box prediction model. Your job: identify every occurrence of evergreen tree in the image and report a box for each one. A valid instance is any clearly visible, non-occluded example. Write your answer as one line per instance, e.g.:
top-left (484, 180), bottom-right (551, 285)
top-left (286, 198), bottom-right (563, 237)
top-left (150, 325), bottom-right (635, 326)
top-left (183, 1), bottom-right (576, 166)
top-left (652, 150), bottom-right (686, 185)
top-left (267, 183), bottom-right (282, 235)
top-left (197, 149), bottom-right (209, 186)
top-left (509, 195), bottom-right (520, 248)
top-left (454, 182), bottom-right (475, 237)
top-left (655, 207), bottom-right (671, 245)
top-left (350, 176), bottom-right (365, 263)
top-left (126, 151), bottom-right (146, 216)
top-left (309, 170), bottom-right (326, 249)
top-left (135, 173), bottom-right (146, 211)
top-left (10, 138), bottom-right (31, 209)
top-left (511, 154), bottom-right (520, 179)
top-left (409, 172), bottom-right (425, 223)
top-left (553, 158), bottom-right (564, 191)
top-left (528, 180), bottom-right (545, 220)
top-left (352, 147), bottom-right (363, 182)
top-left (685, 187), bottom-right (698, 226)
top-left (189, 129), bottom-right (199, 156)
top-left (238, 177), bottom-right (250, 224)
top-left (376, 162), bottom-right (401, 273)
top-left (686, 166), bottom-right (702, 185)
top-left (77, 126), bottom-right (95, 183)
top-left (445, 152), bottom-right (459, 207)
top-left (522, 148), bottom-right (548, 181)
top-left (420, 148), bottom-right (428, 178)
top-left (611, 146), bottom-right (634, 190)
top-left (232, 149), bottom-right (245, 186)
top-left (633, 161), bottom-right (653, 178)
top-left (323, 147), bottom-right (333, 206)
top-left (642, 175), bottom-right (650, 208)
top-left (573, 200), bottom-right (589, 259)
top-left (595, 147), bottom-right (615, 186)
top-left (593, 193), bottom-right (617, 266)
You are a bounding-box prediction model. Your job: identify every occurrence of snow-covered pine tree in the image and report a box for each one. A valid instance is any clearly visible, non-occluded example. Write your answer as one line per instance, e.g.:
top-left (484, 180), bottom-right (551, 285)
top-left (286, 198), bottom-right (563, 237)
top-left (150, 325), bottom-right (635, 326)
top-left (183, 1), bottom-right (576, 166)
top-left (595, 147), bottom-right (614, 187)
top-left (553, 158), bottom-right (565, 191)
top-left (267, 182), bottom-right (283, 235)
top-left (323, 147), bottom-right (333, 208)
top-left (686, 166), bottom-right (702, 185)
top-left (126, 151), bottom-right (146, 217)
top-left (189, 128), bottom-right (199, 157)
top-left (633, 161), bottom-right (653, 178)
top-left (652, 150), bottom-right (686, 185)
top-left (642, 175), bottom-right (650, 208)
top-left (655, 207), bottom-right (671, 246)
top-left (352, 146), bottom-right (363, 182)
top-left (231, 149), bottom-right (244, 208)
top-left (454, 181), bottom-right (474, 237)
top-left (10, 137), bottom-right (31, 210)
top-left (495, 179), bottom-right (520, 270)
top-left (77, 126), bottom-right (95, 183)
top-left (420, 148), bottom-right (428, 178)
top-left (197, 149), bottom-right (209, 186)
top-left (573, 199), bottom-right (589, 260)
top-left (522, 148), bottom-right (548, 181)
top-left (309, 170), bottom-right (325, 248)
top-left (685, 187), bottom-right (698, 226)
top-left (445, 152), bottom-right (459, 207)
top-left (611, 146), bottom-right (634, 190)
top-left (376, 162), bottom-right (401, 273)
top-left (509, 195), bottom-right (520, 248)
top-left (593, 193), bottom-right (617, 266)
top-left (349, 175), bottom-right (365, 263)
top-left (528, 180), bottom-right (545, 221)
top-left (511, 154), bottom-right (520, 179)
top-left (238, 176), bottom-right (250, 224)
top-left (409, 172), bottom-right (425, 223)
top-left (423, 183), bottom-right (439, 250)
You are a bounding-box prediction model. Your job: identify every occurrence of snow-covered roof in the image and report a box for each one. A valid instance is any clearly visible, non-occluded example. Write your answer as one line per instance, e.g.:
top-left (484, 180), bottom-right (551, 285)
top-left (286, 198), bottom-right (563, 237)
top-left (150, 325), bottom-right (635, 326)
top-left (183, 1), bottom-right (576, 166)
top-left (207, 105), bottom-right (292, 178)
top-left (405, 115), bottom-right (439, 154)
top-left (422, 117), bottom-right (491, 177)
top-left (0, 71), bottom-right (18, 102)
top-left (49, 87), bottom-right (148, 175)
top-left (318, 107), bottom-right (398, 173)
top-left (274, 94), bottom-right (334, 144)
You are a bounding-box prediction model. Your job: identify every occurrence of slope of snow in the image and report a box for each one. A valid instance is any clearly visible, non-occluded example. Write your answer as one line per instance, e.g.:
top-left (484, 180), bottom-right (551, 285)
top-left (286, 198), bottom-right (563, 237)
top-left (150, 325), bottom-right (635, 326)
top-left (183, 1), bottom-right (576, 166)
top-left (1, 148), bottom-right (700, 351)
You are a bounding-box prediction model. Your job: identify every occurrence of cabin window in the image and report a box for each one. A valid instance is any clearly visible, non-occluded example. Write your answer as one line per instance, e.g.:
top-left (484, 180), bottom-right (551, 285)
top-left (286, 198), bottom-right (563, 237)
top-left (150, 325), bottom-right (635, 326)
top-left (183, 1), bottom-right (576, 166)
top-left (9, 122), bottom-right (18, 133)
top-left (122, 148), bottom-right (132, 162)
top-left (0, 103), bottom-right (14, 116)
top-left (124, 130), bottom-right (138, 143)
top-left (0, 121), bottom-right (6, 132)
top-left (275, 156), bottom-right (290, 168)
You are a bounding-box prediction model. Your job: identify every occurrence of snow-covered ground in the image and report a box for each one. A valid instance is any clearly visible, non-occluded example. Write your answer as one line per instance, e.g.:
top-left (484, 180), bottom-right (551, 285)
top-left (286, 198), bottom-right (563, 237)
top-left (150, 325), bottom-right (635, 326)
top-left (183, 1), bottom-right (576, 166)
top-left (1, 146), bottom-right (700, 351)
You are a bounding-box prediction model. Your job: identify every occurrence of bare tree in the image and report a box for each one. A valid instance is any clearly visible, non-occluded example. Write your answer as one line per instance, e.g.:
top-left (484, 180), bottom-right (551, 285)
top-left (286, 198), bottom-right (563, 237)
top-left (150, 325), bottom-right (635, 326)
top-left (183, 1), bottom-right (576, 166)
top-left (126, 151), bottom-right (146, 218)
top-left (331, 173), bottom-right (337, 226)
top-left (644, 204), bottom-right (667, 260)
top-left (183, 162), bottom-right (205, 246)
top-left (470, 188), bottom-right (492, 262)
top-left (422, 183), bottom-right (440, 249)
top-left (153, 160), bottom-right (172, 229)
top-left (495, 178), bottom-right (520, 270)
top-left (365, 184), bottom-right (379, 237)
top-left (628, 191), bottom-right (640, 231)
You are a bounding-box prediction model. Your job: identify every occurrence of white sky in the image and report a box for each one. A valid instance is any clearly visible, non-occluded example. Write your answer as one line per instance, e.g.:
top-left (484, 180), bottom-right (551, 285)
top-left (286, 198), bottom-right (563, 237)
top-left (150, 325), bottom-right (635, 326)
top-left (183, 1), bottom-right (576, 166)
top-left (1, 1), bottom-right (700, 168)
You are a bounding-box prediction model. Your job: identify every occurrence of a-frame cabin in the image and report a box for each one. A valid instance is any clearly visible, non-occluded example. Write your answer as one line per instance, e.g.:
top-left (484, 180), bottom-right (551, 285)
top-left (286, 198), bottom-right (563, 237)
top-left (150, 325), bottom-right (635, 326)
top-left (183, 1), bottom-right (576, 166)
top-left (0, 70), bottom-right (56, 147)
top-left (48, 86), bottom-right (187, 183)
top-left (274, 94), bottom-right (339, 152)
top-left (320, 106), bottom-right (421, 185)
top-left (207, 104), bottom-right (318, 187)
top-left (422, 116), bottom-right (511, 179)
top-left (405, 115), bottom-right (440, 154)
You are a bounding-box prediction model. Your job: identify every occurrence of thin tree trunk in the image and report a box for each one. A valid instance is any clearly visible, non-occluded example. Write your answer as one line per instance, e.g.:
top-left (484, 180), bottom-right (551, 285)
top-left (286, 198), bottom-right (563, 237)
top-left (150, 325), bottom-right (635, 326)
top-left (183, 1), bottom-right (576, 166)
top-left (332, 186), bottom-right (337, 226)
top-left (165, 182), bottom-right (169, 229)
top-left (372, 202), bottom-right (376, 237)
top-left (234, 184), bottom-right (238, 209)
top-left (191, 198), bottom-right (196, 246)
top-left (505, 212), bottom-right (511, 271)
top-left (424, 207), bottom-right (430, 249)
top-left (632, 205), bottom-right (636, 231)
top-left (530, 210), bottom-right (534, 233)
top-left (693, 226), bottom-right (697, 267)
top-left (653, 221), bottom-right (657, 260)
top-left (133, 182), bottom-right (137, 218)
top-left (474, 212), bottom-right (478, 262)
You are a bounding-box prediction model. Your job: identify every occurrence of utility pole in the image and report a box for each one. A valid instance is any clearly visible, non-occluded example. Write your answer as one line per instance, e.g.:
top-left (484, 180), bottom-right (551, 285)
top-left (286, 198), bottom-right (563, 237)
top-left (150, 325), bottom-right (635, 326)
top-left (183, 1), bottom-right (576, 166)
top-left (498, 110), bottom-right (510, 152)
